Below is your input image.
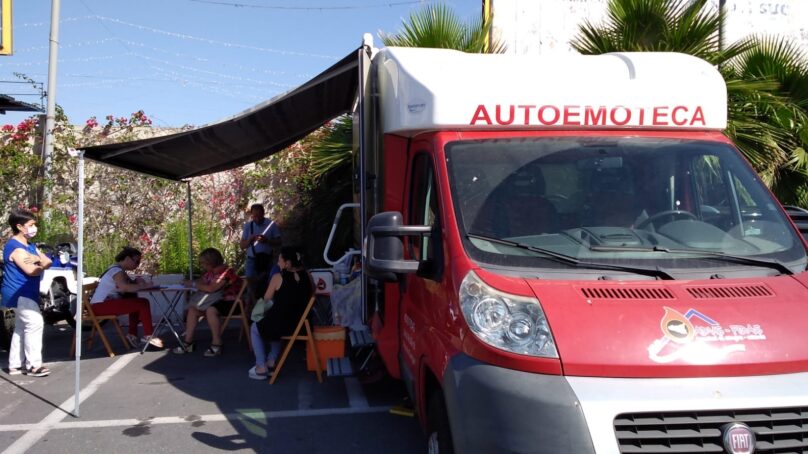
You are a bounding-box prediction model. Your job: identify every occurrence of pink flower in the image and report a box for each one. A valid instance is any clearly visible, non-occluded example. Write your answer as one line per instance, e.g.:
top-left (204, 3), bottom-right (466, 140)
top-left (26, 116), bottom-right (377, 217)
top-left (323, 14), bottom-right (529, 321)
top-left (1, 124), bottom-right (14, 132)
top-left (68, 214), bottom-right (77, 224)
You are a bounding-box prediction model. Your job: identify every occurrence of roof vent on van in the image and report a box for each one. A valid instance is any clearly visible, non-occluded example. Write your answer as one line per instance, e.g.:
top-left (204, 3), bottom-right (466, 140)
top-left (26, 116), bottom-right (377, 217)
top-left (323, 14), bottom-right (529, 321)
top-left (685, 284), bottom-right (773, 299)
top-left (579, 287), bottom-right (675, 300)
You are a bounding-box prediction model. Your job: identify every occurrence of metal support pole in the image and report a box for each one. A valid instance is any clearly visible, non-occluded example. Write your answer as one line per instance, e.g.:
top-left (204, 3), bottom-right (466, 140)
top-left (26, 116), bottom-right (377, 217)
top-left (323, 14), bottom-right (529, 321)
top-left (186, 180), bottom-right (193, 280)
top-left (74, 150), bottom-right (84, 418)
top-left (43, 0), bottom-right (61, 205)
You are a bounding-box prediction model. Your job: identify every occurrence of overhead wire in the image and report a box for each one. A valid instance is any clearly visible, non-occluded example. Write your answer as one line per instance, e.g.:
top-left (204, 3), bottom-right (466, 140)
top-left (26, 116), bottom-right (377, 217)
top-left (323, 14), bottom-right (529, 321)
top-left (186, 0), bottom-right (429, 10)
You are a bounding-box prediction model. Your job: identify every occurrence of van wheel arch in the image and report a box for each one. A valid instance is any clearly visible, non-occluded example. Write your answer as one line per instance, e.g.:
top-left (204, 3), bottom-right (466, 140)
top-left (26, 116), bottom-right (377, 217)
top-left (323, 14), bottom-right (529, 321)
top-left (421, 366), bottom-right (454, 454)
top-left (426, 388), bottom-right (454, 454)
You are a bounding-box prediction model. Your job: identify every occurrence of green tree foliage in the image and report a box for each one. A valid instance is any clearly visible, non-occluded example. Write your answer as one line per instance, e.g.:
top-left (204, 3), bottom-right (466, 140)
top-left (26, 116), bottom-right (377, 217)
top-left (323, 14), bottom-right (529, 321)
top-left (570, 0), bottom-right (808, 206)
top-left (379, 3), bottom-right (505, 53)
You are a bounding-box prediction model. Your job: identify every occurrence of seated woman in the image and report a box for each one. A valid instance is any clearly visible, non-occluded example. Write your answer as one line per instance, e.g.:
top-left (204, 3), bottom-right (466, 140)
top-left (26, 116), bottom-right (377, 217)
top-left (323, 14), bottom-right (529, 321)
top-left (173, 248), bottom-right (240, 357)
top-left (248, 246), bottom-right (312, 379)
top-left (91, 246), bottom-right (163, 349)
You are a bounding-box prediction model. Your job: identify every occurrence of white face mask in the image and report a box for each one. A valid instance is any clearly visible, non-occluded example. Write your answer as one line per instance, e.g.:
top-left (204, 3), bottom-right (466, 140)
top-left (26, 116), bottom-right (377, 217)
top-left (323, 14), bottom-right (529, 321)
top-left (23, 225), bottom-right (37, 239)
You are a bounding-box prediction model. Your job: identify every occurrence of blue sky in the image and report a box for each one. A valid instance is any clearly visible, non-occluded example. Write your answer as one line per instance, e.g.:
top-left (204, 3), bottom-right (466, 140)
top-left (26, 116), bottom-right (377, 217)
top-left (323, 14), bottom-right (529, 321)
top-left (0, 0), bottom-right (480, 128)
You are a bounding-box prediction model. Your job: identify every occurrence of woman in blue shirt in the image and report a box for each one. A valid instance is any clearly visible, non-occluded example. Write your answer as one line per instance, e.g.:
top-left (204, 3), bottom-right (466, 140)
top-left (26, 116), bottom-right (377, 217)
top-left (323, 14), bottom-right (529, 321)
top-left (1, 209), bottom-right (52, 377)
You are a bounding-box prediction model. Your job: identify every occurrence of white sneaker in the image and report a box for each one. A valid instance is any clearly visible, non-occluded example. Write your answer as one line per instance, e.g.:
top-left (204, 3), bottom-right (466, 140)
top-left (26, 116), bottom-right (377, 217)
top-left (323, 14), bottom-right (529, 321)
top-left (142, 337), bottom-right (164, 349)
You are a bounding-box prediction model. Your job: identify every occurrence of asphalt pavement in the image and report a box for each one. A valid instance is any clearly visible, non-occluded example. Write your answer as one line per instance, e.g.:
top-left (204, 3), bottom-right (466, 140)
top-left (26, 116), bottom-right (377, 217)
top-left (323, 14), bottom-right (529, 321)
top-left (0, 322), bottom-right (424, 453)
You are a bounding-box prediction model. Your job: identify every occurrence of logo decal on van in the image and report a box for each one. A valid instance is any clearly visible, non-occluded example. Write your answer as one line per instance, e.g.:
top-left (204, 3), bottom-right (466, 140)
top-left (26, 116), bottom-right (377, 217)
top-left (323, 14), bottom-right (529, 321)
top-left (647, 307), bottom-right (766, 364)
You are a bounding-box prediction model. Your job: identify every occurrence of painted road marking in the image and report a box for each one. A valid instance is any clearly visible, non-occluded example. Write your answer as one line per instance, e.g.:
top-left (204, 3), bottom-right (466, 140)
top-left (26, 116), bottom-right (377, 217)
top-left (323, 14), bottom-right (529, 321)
top-left (1, 352), bottom-right (139, 454)
top-left (345, 377), bottom-right (369, 408)
top-left (0, 406), bottom-right (391, 432)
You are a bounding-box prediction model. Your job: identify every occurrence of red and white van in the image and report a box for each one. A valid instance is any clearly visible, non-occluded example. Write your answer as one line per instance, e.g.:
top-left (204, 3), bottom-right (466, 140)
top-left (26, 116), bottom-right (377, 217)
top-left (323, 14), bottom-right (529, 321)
top-left (357, 42), bottom-right (808, 453)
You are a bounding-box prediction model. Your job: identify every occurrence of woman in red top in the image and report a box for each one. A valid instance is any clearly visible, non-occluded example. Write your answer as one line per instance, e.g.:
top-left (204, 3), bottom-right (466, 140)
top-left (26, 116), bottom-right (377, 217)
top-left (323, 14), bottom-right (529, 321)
top-left (173, 248), bottom-right (239, 357)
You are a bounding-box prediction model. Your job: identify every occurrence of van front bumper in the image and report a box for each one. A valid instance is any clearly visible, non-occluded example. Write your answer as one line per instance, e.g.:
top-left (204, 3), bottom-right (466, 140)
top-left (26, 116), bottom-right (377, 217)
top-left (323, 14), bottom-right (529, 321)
top-left (442, 354), bottom-right (595, 454)
top-left (443, 354), bottom-right (808, 454)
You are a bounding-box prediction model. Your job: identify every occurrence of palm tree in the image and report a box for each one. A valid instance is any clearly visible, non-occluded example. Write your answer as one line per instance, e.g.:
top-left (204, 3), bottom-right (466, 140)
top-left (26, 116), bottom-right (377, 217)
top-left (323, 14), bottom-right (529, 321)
top-left (570, 0), bottom-right (808, 206)
top-left (308, 3), bottom-right (505, 182)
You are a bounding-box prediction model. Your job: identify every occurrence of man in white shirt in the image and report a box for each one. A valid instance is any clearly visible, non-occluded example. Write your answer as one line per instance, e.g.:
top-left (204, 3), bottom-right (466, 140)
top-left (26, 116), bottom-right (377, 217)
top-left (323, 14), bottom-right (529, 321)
top-left (240, 203), bottom-right (281, 299)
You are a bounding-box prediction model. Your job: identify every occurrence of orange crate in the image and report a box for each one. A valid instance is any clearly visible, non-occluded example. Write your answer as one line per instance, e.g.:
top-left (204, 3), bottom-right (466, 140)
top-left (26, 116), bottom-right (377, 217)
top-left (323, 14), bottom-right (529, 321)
top-left (306, 326), bottom-right (346, 371)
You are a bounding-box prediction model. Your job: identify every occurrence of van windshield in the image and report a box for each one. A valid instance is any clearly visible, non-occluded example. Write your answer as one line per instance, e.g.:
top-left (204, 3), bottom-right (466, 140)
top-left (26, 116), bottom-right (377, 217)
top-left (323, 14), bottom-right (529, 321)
top-left (445, 137), bottom-right (807, 278)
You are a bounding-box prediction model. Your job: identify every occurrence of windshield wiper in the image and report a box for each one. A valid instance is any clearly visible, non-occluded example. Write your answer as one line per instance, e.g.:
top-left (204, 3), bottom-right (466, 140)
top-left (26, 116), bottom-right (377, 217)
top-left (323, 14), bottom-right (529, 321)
top-left (589, 245), bottom-right (794, 276)
top-left (468, 233), bottom-right (675, 280)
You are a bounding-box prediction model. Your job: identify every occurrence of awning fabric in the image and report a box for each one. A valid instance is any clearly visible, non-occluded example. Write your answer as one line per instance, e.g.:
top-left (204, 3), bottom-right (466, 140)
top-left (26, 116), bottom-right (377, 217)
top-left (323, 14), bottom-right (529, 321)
top-left (81, 48), bottom-right (360, 181)
top-left (0, 94), bottom-right (42, 114)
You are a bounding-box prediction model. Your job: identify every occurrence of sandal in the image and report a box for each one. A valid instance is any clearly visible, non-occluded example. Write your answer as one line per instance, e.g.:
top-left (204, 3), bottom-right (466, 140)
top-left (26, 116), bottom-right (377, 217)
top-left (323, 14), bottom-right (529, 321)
top-left (204, 344), bottom-right (222, 357)
top-left (171, 340), bottom-right (195, 354)
top-left (28, 366), bottom-right (51, 377)
top-left (248, 366), bottom-right (267, 380)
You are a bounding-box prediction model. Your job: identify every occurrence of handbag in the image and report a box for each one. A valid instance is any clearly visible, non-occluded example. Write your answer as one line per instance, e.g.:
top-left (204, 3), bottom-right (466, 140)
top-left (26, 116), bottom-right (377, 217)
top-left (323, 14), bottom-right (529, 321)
top-left (250, 297), bottom-right (274, 323)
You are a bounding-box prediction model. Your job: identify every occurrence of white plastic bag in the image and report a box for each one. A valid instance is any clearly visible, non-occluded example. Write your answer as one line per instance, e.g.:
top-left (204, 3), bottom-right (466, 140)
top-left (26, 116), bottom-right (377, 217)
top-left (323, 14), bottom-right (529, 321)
top-left (330, 278), bottom-right (363, 330)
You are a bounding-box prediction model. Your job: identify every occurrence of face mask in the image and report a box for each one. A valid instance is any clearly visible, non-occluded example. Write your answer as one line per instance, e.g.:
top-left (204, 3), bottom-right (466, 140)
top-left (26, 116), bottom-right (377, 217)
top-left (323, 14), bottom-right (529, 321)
top-left (23, 226), bottom-right (37, 239)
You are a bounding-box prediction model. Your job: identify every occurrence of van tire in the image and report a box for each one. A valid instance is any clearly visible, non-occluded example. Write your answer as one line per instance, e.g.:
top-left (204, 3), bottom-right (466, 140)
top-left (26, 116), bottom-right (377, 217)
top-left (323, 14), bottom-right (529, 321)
top-left (427, 390), bottom-right (454, 454)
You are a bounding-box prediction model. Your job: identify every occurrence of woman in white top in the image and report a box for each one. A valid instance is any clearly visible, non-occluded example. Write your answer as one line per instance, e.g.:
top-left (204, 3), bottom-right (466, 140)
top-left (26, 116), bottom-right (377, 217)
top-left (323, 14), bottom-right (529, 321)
top-left (91, 246), bottom-right (163, 348)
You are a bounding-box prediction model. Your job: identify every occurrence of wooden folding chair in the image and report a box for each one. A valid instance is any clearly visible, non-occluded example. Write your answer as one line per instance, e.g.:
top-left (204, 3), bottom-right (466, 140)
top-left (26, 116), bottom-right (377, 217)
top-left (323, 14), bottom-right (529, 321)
top-left (219, 278), bottom-right (251, 350)
top-left (69, 281), bottom-right (131, 358)
top-left (269, 295), bottom-right (322, 384)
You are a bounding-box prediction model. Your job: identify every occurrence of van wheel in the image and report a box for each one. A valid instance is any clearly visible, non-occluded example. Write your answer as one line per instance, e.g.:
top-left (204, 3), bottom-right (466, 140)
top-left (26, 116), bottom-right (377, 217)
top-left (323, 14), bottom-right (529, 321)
top-left (427, 390), bottom-right (454, 454)
top-left (0, 309), bottom-right (15, 351)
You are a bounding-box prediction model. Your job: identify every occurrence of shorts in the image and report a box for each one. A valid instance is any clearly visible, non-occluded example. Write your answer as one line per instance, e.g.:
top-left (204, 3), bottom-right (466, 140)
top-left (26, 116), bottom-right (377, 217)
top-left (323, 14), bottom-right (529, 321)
top-left (211, 299), bottom-right (235, 315)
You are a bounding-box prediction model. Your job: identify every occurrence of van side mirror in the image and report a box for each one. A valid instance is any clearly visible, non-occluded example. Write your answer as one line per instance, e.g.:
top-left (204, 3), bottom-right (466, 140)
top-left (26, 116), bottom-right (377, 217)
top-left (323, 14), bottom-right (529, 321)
top-left (366, 211), bottom-right (431, 282)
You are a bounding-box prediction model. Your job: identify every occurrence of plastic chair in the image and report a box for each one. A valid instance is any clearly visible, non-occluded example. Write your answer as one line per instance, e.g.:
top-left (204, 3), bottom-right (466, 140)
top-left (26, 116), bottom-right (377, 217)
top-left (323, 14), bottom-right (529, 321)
top-left (219, 278), bottom-right (251, 350)
top-left (69, 281), bottom-right (131, 358)
top-left (269, 295), bottom-right (322, 384)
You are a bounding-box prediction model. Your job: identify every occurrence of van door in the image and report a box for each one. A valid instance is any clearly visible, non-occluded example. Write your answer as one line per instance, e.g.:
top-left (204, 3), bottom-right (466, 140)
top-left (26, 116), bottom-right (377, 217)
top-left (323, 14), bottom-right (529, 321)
top-left (400, 143), bottom-right (447, 391)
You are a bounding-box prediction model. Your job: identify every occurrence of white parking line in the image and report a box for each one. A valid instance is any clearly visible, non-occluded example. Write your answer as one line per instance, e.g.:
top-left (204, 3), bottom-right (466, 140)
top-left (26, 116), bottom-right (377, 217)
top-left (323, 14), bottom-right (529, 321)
top-left (1, 352), bottom-right (139, 454)
top-left (345, 377), bottom-right (369, 408)
top-left (0, 406), bottom-right (391, 432)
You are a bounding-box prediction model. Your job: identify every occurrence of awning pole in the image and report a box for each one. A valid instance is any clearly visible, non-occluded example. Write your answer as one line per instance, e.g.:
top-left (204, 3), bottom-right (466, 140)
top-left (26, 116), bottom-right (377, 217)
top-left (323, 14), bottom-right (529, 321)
top-left (186, 180), bottom-right (193, 280)
top-left (74, 150), bottom-right (85, 417)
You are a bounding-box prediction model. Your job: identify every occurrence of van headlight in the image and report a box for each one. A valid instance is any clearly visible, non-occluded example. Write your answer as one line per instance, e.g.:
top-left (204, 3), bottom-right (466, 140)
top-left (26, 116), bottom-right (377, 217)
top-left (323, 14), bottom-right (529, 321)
top-left (460, 271), bottom-right (558, 358)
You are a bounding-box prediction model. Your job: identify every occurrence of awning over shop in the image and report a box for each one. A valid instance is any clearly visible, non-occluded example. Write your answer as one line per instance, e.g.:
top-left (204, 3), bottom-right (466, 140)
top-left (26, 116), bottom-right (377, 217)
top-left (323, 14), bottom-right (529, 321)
top-left (0, 94), bottom-right (42, 114)
top-left (81, 47), bottom-right (360, 181)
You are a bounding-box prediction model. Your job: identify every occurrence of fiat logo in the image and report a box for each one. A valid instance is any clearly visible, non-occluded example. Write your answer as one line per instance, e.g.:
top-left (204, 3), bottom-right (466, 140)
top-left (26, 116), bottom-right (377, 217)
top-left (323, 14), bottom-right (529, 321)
top-left (722, 423), bottom-right (755, 454)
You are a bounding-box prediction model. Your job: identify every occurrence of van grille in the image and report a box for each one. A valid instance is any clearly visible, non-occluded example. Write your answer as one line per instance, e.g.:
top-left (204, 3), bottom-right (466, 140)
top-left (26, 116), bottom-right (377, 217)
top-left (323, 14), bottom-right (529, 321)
top-left (686, 284), bottom-right (773, 299)
top-left (580, 287), bottom-right (675, 300)
top-left (614, 407), bottom-right (808, 453)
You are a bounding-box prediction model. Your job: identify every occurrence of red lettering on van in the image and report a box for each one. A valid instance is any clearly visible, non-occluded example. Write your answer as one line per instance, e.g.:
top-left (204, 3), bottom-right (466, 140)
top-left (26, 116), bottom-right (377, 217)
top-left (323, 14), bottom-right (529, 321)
top-left (584, 106), bottom-right (606, 125)
top-left (610, 106), bottom-right (631, 126)
top-left (690, 106), bottom-right (706, 126)
top-left (671, 106), bottom-right (688, 125)
top-left (563, 106), bottom-right (581, 125)
top-left (538, 105), bottom-right (560, 125)
top-left (470, 105), bottom-right (492, 125)
top-left (470, 104), bottom-right (708, 127)
top-left (653, 106), bottom-right (669, 126)
top-left (518, 105), bottom-right (535, 124)
top-left (496, 105), bottom-right (515, 125)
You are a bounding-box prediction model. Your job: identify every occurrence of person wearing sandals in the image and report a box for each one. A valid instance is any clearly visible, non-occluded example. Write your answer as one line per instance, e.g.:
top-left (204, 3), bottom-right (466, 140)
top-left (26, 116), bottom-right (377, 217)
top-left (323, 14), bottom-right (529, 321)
top-left (248, 246), bottom-right (313, 379)
top-left (2, 209), bottom-right (53, 377)
top-left (91, 246), bottom-right (164, 349)
top-left (173, 248), bottom-right (240, 357)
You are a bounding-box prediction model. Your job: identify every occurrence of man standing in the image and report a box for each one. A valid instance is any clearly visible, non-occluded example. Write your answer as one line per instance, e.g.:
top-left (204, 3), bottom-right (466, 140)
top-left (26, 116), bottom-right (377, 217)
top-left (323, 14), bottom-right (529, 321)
top-left (240, 203), bottom-right (281, 300)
